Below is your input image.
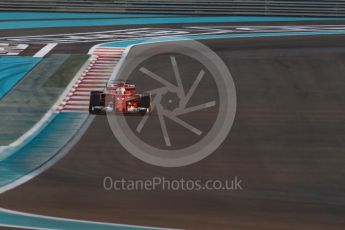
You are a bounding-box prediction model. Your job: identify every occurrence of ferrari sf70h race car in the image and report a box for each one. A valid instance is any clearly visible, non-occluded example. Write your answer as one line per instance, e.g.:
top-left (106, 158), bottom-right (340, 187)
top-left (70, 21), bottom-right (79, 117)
top-left (89, 81), bottom-right (151, 115)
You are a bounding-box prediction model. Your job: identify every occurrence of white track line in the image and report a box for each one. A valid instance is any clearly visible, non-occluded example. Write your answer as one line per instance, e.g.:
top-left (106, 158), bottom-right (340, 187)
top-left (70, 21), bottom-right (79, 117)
top-left (0, 206), bottom-right (167, 230)
top-left (64, 105), bottom-right (89, 109)
top-left (0, 116), bottom-right (94, 194)
top-left (33, 43), bottom-right (58, 57)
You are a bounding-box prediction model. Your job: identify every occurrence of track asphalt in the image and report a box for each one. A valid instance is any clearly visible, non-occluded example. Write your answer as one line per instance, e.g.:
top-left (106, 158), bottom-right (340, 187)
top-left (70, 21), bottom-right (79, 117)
top-left (1, 33), bottom-right (345, 229)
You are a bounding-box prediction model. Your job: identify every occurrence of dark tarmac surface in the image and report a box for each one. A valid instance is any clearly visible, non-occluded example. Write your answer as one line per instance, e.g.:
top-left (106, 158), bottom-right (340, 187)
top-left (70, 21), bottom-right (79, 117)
top-left (1, 35), bottom-right (345, 229)
top-left (2, 19), bottom-right (345, 56)
top-left (1, 20), bottom-right (345, 37)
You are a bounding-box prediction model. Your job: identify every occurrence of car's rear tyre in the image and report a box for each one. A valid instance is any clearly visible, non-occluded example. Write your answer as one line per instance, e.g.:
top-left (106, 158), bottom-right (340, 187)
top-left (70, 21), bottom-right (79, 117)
top-left (89, 91), bottom-right (104, 114)
top-left (140, 95), bottom-right (151, 109)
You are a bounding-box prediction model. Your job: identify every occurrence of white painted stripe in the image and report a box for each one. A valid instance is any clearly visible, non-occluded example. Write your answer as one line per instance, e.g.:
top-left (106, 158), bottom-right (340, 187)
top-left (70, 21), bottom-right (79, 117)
top-left (82, 77), bottom-right (110, 80)
top-left (90, 65), bottom-right (117, 67)
top-left (87, 70), bottom-right (113, 73)
top-left (87, 69), bottom-right (113, 72)
top-left (94, 49), bottom-right (124, 51)
top-left (73, 91), bottom-right (91, 95)
top-left (87, 71), bottom-right (111, 77)
top-left (86, 74), bottom-right (112, 76)
top-left (95, 57), bottom-right (120, 59)
top-left (90, 65), bottom-right (116, 67)
top-left (88, 66), bottom-right (114, 68)
top-left (6, 48), bottom-right (23, 51)
top-left (93, 49), bottom-right (123, 55)
top-left (94, 52), bottom-right (123, 54)
top-left (96, 57), bottom-right (121, 59)
top-left (64, 95), bottom-right (90, 101)
top-left (15, 44), bottom-right (29, 49)
top-left (99, 45), bottom-right (126, 48)
top-left (79, 84), bottom-right (106, 87)
top-left (96, 53), bottom-right (122, 55)
top-left (95, 52), bottom-right (122, 58)
top-left (83, 73), bottom-right (111, 76)
top-left (60, 110), bottom-right (87, 113)
top-left (83, 71), bottom-right (112, 74)
top-left (85, 70), bottom-right (112, 73)
top-left (0, 207), bottom-right (166, 230)
top-left (0, 223), bottom-right (51, 230)
top-left (79, 80), bottom-right (107, 83)
top-left (68, 93), bottom-right (91, 98)
top-left (94, 56), bottom-right (120, 59)
top-left (69, 96), bottom-right (90, 100)
top-left (92, 62), bottom-right (118, 65)
top-left (6, 52), bottom-right (19, 55)
top-left (84, 73), bottom-right (111, 76)
top-left (75, 88), bottom-right (104, 91)
top-left (95, 46), bottom-right (125, 49)
top-left (64, 105), bottom-right (89, 109)
top-left (94, 55), bottom-right (122, 57)
top-left (81, 78), bottom-right (107, 81)
top-left (33, 43), bottom-right (58, 57)
top-left (67, 103), bottom-right (89, 106)
top-left (95, 48), bottom-right (125, 50)
top-left (67, 100), bottom-right (89, 104)
top-left (88, 67), bottom-right (115, 70)
top-left (94, 52), bottom-right (124, 54)
top-left (95, 60), bottom-right (120, 63)
top-left (83, 77), bottom-right (107, 80)
top-left (82, 79), bottom-right (108, 83)
top-left (95, 50), bottom-right (124, 52)
top-left (95, 56), bottom-right (121, 58)
top-left (95, 58), bottom-right (120, 60)
top-left (66, 101), bottom-right (89, 105)
top-left (89, 66), bottom-right (116, 69)
top-left (82, 76), bottom-right (109, 79)
top-left (62, 109), bottom-right (88, 111)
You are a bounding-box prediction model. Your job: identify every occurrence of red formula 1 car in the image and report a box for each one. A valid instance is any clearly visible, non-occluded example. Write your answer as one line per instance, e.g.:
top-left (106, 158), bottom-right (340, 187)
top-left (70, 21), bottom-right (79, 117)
top-left (89, 81), bottom-right (151, 115)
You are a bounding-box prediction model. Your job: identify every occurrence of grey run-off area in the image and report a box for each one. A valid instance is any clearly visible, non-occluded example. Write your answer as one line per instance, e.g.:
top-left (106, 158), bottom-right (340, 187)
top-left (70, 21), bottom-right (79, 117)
top-left (0, 54), bottom-right (88, 146)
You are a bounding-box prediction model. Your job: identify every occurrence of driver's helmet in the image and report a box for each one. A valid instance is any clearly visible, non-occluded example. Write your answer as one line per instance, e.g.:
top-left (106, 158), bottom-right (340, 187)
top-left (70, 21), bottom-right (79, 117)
top-left (116, 87), bottom-right (125, 95)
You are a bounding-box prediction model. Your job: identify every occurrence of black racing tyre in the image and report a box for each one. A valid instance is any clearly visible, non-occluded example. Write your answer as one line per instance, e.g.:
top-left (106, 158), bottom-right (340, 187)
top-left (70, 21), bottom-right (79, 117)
top-left (140, 95), bottom-right (151, 109)
top-left (89, 91), bottom-right (103, 114)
